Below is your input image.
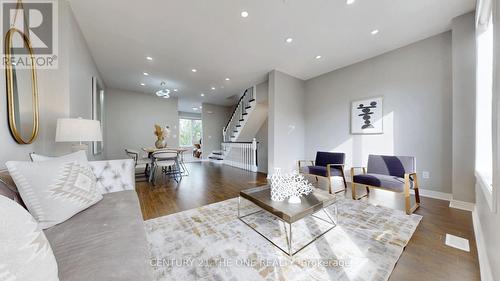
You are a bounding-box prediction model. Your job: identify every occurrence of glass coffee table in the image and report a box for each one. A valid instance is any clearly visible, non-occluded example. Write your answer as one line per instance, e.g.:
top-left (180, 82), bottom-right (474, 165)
top-left (238, 186), bottom-right (337, 256)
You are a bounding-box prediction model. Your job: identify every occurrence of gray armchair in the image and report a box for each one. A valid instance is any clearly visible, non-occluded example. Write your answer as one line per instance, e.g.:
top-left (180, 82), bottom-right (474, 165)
top-left (298, 152), bottom-right (347, 194)
top-left (351, 154), bottom-right (420, 214)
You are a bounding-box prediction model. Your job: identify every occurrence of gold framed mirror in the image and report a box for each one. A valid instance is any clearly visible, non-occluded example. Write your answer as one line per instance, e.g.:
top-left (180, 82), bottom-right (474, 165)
top-left (4, 27), bottom-right (39, 144)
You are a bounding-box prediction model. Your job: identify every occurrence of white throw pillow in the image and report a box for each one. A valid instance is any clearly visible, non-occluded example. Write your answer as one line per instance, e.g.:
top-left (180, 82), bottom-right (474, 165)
top-left (0, 195), bottom-right (59, 281)
top-left (6, 160), bottom-right (103, 229)
top-left (30, 150), bottom-right (88, 162)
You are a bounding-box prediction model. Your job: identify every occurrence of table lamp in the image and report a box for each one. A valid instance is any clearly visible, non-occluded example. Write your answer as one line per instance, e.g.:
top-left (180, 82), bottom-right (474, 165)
top-left (55, 118), bottom-right (103, 152)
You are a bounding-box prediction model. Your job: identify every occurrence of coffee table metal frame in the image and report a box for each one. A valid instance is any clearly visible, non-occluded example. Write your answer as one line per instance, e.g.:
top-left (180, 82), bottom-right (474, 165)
top-left (237, 196), bottom-right (337, 257)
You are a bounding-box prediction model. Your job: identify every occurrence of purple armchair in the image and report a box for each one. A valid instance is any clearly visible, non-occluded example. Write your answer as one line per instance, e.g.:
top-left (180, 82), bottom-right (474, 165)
top-left (351, 154), bottom-right (421, 214)
top-left (298, 152), bottom-right (347, 194)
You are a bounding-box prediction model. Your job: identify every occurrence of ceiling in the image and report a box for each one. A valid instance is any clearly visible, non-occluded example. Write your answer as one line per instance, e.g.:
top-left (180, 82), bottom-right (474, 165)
top-left (68, 0), bottom-right (474, 113)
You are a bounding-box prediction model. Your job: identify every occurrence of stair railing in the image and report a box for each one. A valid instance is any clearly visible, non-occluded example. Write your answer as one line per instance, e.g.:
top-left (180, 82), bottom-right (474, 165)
top-left (222, 86), bottom-right (255, 142)
top-left (221, 138), bottom-right (258, 172)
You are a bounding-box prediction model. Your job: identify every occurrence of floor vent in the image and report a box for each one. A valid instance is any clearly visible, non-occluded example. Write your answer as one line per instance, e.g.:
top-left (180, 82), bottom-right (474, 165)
top-left (445, 234), bottom-right (470, 252)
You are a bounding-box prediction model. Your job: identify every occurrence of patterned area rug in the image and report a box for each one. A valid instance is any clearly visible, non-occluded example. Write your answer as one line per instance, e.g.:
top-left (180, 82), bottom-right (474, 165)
top-left (145, 196), bottom-right (422, 281)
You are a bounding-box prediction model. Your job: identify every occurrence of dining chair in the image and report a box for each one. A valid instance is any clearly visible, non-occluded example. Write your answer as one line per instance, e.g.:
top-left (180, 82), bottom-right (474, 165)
top-left (163, 148), bottom-right (189, 176)
top-left (150, 150), bottom-right (182, 185)
top-left (125, 148), bottom-right (150, 175)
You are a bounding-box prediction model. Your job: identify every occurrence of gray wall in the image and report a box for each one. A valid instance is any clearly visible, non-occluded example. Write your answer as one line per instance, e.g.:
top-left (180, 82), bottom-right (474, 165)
top-left (304, 32), bottom-right (453, 193)
top-left (452, 13), bottom-right (476, 203)
top-left (255, 81), bottom-right (269, 174)
top-left (201, 103), bottom-right (231, 158)
top-left (67, 2), bottom-right (105, 160)
top-left (105, 89), bottom-right (179, 159)
top-left (255, 119), bottom-right (268, 173)
top-left (0, 0), bottom-right (103, 167)
top-left (268, 70), bottom-right (306, 173)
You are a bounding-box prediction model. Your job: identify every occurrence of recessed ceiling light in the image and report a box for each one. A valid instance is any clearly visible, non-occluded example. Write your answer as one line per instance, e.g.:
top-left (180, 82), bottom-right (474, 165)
top-left (315, 55), bottom-right (322, 59)
top-left (199, 105), bottom-right (203, 109)
top-left (211, 87), bottom-right (216, 90)
top-left (241, 11), bottom-right (249, 18)
top-left (285, 37), bottom-right (293, 43)
top-left (346, 0), bottom-right (355, 5)
top-left (191, 68), bottom-right (197, 72)
top-left (143, 72), bottom-right (149, 76)
top-left (371, 29), bottom-right (379, 35)
top-left (201, 93), bottom-right (205, 97)
top-left (192, 107), bottom-right (198, 111)
top-left (173, 89), bottom-right (178, 92)
top-left (225, 77), bottom-right (230, 81)
top-left (146, 56), bottom-right (153, 61)
top-left (140, 83), bottom-right (145, 86)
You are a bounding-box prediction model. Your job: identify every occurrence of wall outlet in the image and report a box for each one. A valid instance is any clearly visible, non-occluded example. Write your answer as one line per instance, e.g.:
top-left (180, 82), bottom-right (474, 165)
top-left (422, 171), bottom-right (430, 179)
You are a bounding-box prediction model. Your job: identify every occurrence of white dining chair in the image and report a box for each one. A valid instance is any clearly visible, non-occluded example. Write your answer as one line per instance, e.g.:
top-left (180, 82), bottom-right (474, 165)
top-left (150, 150), bottom-right (182, 185)
top-left (125, 148), bottom-right (151, 175)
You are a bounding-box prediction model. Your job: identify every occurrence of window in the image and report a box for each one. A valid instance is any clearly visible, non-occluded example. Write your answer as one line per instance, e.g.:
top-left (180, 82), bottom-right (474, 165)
top-left (179, 119), bottom-right (202, 147)
top-left (475, 0), bottom-right (496, 211)
top-left (476, 10), bottom-right (493, 190)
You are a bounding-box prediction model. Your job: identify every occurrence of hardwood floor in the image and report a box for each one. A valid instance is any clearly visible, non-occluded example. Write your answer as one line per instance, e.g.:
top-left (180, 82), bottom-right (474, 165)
top-left (136, 161), bottom-right (268, 220)
top-left (135, 162), bottom-right (480, 281)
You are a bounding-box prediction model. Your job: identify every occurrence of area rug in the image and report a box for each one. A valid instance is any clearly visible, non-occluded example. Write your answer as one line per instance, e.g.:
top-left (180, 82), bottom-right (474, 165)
top-left (145, 196), bottom-right (422, 281)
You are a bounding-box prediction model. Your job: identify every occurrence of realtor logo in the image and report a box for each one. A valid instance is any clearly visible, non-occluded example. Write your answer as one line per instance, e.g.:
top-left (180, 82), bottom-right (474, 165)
top-left (1, 0), bottom-right (58, 68)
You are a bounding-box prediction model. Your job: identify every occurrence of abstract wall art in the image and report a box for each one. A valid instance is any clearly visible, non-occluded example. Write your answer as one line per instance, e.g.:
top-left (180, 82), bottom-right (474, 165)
top-left (351, 96), bottom-right (384, 134)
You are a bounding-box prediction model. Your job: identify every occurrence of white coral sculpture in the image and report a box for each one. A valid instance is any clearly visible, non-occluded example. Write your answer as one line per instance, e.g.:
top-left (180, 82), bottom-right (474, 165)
top-left (270, 169), bottom-right (313, 202)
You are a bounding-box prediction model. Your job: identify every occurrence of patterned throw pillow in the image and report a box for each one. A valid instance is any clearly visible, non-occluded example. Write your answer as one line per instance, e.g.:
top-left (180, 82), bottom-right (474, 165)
top-left (6, 160), bottom-right (103, 229)
top-left (0, 195), bottom-right (59, 281)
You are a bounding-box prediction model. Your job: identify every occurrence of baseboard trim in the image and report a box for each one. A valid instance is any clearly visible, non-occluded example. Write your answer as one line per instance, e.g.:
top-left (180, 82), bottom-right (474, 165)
top-left (410, 188), bottom-right (452, 201)
top-left (472, 206), bottom-right (494, 281)
top-left (449, 200), bottom-right (475, 212)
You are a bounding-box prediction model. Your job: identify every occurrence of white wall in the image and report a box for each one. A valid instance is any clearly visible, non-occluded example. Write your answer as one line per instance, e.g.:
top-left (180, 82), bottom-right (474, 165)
top-left (268, 70), bottom-right (306, 173)
top-left (304, 32), bottom-right (453, 193)
top-left (105, 89), bottom-right (179, 159)
top-left (0, 0), bottom-right (103, 167)
top-left (452, 13), bottom-right (476, 203)
top-left (179, 111), bottom-right (201, 120)
top-left (202, 103), bottom-right (231, 157)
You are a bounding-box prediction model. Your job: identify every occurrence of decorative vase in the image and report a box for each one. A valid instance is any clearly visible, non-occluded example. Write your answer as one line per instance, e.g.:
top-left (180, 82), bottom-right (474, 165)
top-left (155, 139), bottom-right (166, 149)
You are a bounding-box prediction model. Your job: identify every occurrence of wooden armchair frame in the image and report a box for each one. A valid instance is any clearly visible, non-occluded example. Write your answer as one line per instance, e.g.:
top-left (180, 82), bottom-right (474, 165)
top-left (298, 160), bottom-right (348, 194)
top-left (350, 167), bottom-right (420, 215)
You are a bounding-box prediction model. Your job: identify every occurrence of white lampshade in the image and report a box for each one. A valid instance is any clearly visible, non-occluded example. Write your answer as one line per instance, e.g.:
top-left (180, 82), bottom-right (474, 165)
top-left (55, 118), bottom-right (103, 143)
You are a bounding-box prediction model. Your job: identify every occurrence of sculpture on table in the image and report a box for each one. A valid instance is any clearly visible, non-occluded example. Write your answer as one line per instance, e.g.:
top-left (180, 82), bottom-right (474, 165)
top-left (270, 168), bottom-right (313, 204)
top-left (154, 124), bottom-right (170, 149)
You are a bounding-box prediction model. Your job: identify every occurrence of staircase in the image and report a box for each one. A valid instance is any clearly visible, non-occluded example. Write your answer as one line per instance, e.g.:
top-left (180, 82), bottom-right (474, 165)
top-left (223, 86), bottom-right (267, 142)
top-left (209, 85), bottom-right (267, 171)
top-left (223, 87), bottom-right (256, 142)
top-left (208, 150), bottom-right (224, 163)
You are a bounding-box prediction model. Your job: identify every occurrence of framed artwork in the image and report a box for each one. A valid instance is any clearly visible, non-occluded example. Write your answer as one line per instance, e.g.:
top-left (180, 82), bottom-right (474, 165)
top-left (351, 96), bottom-right (383, 135)
top-left (92, 77), bottom-right (104, 155)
